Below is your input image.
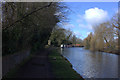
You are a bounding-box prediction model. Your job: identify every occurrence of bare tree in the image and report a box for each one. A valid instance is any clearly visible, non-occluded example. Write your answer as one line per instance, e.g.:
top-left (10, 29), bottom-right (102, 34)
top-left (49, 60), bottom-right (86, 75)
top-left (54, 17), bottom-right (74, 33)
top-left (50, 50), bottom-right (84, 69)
top-left (111, 13), bottom-right (120, 52)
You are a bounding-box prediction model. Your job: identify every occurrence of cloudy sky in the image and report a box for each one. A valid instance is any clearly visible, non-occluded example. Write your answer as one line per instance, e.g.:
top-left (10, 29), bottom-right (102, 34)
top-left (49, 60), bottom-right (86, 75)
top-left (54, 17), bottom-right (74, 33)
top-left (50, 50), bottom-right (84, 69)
top-left (60, 2), bottom-right (118, 40)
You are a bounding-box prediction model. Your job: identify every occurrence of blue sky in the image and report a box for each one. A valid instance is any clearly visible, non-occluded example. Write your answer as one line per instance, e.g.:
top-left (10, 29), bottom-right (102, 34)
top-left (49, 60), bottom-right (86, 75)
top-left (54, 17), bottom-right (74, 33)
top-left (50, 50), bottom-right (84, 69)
top-left (59, 2), bottom-right (118, 40)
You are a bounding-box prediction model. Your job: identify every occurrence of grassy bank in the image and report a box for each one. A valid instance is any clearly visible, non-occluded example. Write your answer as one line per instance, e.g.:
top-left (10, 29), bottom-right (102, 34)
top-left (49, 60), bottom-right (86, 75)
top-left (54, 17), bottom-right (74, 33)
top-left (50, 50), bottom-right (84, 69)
top-left (48, 48), bottom-right (84, 80)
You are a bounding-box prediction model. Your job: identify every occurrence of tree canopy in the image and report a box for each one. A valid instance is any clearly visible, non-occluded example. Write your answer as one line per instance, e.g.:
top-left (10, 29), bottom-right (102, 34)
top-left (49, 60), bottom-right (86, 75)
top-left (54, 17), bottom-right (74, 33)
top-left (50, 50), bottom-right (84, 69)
top-left (2, 2), bottom-right (67, 55)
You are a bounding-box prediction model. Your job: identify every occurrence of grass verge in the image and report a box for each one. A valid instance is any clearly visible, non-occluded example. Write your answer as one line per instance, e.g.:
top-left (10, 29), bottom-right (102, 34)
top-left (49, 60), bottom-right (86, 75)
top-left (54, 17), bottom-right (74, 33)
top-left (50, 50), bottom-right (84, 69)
top-left (48, 48), bottom-right (84, 80)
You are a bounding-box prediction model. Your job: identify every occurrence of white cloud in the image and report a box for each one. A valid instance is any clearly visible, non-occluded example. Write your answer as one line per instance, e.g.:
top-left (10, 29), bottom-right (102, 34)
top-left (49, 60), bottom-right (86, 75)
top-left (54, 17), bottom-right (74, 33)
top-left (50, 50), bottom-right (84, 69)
top-left (87, 32), bottom-right (91, 35)
top-left (74, 31), bottom-right (81, 37)
top-left (76, 14), bottom-right (85, 23)
top-left (76, 19), bottom-right (83, 23)
top-left (67, 24), bottom-right (75, 28)
top-left (84, 7), bottom-right (109, 25)
top-left (62, 22), bottom-right (75, 28)
top-left (78, 24), bottom-right (92, 30)
top-left (77, 7), bottom-right (109, 31)
top-left (77, 15), bottom-right (93, 30)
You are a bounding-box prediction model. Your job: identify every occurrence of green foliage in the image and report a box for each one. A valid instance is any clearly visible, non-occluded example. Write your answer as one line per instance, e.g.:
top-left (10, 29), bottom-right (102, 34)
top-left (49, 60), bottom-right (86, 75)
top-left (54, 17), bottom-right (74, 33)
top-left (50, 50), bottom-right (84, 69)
top-left (49, 26), bottom-right (69, 46)
top-left (49, 26), bottom-right (83, 47)
top-left (2, 2), bottom-right (63, 56)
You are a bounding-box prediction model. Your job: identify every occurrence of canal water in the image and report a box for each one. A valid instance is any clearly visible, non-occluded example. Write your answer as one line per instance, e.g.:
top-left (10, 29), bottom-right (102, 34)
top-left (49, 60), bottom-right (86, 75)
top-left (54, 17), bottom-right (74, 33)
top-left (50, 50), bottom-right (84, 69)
top-left (61, 47), bottom-right (119, 78)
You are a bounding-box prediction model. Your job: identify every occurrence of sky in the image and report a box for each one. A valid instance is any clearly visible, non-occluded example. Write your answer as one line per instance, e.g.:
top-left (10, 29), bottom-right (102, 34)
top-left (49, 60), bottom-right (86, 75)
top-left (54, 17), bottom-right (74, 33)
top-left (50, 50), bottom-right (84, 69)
top-left (58, 2), bottom-right (118, 40)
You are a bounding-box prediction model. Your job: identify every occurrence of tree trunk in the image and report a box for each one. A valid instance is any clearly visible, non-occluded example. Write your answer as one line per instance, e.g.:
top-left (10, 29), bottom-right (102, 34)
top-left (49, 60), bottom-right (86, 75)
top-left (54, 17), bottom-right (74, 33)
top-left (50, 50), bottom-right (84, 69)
top-left (104, 37), bottom-right (110, 47)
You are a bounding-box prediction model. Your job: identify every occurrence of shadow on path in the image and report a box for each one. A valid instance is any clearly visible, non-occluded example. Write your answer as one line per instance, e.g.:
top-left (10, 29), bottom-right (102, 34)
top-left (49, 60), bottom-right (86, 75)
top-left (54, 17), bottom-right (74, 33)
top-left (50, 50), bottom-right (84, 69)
top-left (15, 50), bottom-right (54, 78)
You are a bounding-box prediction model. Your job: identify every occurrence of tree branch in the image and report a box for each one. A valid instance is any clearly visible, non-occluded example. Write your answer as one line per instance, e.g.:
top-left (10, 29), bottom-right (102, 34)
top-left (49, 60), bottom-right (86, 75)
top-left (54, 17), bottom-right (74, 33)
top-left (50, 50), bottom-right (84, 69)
top-left (3, 2), bottom-right (52, 30)
top-left (104, 37), bottom-right (110, 47)
top-left (112, 23), bottom-right (120, 30)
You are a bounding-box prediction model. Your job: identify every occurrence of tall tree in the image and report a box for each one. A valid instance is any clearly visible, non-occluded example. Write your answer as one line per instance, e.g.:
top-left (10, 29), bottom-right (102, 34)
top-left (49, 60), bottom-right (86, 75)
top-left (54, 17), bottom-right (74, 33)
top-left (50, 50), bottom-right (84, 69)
top-left (2, 2), bottom-right (65, 55)
top-left (83, 32), bottom-right (92, 49)
top-left (111, 13), bottom-right (120, 52)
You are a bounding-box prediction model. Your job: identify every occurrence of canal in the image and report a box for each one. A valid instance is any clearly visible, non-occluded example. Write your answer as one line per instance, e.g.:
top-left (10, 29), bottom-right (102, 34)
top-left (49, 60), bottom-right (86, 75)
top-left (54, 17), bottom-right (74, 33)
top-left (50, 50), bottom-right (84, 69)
top-left (61, 47), bottom-right (119, 78)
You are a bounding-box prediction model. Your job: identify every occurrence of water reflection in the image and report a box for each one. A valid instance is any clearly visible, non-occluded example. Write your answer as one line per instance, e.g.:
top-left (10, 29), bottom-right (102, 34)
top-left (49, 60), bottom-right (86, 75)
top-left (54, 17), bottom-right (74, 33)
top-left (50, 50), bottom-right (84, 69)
top-left (61, 47), bottom-right (118, 78)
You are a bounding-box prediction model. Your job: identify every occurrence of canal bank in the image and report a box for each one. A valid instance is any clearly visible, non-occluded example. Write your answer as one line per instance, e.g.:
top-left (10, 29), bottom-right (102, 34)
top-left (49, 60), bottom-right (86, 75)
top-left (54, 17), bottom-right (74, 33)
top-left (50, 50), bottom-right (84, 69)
top-left (48, 47), bottom-right (84, 79)
top-left (98, 49), bottom-right (120, 55)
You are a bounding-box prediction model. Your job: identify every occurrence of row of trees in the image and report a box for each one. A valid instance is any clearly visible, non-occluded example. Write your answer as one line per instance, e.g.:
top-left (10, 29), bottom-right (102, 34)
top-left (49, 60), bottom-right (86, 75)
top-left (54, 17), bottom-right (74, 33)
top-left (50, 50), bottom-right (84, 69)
top-left (83, 13), bottom-right (120, 53)
top-left (49, 25), bottom-right (83, 47)
top-left (2, 2), bottom-right (67, 56)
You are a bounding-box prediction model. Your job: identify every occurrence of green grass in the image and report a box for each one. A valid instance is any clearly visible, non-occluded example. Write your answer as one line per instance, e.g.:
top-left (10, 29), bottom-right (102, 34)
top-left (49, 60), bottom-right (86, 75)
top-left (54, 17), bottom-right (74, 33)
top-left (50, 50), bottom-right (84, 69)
top-left (48, 48), bottom-right (84, 80)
